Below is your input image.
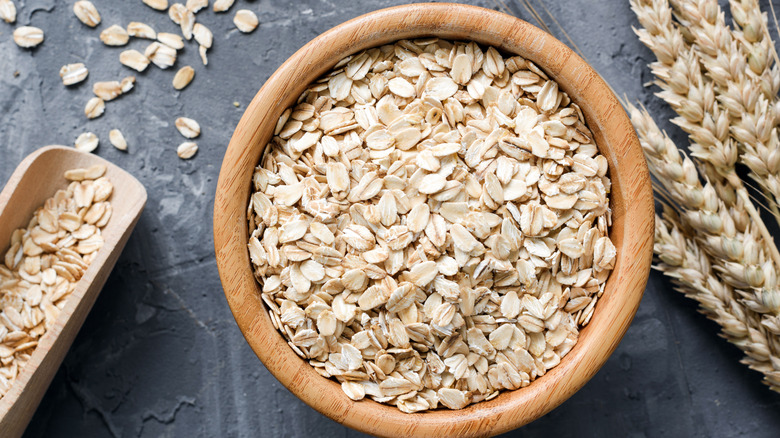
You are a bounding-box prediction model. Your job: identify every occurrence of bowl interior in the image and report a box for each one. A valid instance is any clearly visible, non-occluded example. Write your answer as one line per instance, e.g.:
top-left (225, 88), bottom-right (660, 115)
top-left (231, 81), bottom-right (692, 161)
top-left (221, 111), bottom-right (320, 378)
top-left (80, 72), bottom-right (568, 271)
top-left (214, 3), bottom-right (654, 437)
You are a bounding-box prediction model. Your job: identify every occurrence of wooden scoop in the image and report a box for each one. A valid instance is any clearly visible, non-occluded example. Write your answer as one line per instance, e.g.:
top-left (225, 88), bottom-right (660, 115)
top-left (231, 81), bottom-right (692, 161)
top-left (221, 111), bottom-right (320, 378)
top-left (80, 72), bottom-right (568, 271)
top-left (0, 146), bottom-right (146, 437)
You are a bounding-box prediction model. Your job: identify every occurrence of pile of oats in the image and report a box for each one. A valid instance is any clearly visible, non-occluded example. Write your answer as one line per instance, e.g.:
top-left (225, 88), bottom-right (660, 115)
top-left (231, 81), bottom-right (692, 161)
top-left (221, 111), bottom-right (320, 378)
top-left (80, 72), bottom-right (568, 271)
top-left (247, 39), bottom-right (616, 412)
top-left (0, 165), bottom-right (112, 397)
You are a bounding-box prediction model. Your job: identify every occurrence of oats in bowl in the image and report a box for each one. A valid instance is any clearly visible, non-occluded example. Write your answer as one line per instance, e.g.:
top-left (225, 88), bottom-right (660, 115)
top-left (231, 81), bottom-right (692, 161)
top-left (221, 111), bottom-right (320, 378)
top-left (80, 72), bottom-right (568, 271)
top-left (246, 38), bottom-right (615, 413)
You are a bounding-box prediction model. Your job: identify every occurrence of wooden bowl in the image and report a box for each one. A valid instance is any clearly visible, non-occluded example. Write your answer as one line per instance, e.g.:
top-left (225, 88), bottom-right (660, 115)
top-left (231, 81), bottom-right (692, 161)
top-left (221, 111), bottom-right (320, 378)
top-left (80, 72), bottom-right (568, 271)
top-left (214, 3), bottom-right (653, 436)
top-left (0, 146), bottom-right (147, 438)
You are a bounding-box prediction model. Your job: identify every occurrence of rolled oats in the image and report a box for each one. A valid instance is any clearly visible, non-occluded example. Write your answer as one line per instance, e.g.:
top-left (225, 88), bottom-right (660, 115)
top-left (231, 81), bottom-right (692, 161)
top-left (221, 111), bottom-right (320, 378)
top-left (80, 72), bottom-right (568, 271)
top-left (145, 41), bottom-right (177, 69)
top-left (213, 0), bottom-right (234, 12)
top-left (178, 7), bottom-right (195, 40)
top-left (109, 129), bottom-right (127, 151)
top-left (0, 166), bottom-right (111, 399)
top-left (127, 22), bottom-right (157, 39)
top-left (177, 141), bottom-right (198, 159)
top-left (0, 0), bottom-right (16, 24)
top-left (233, 9), bottom-right (258, 33)
top-left (158, 32), bottom-right (185, 50)
top-left (84, 97), bottom-right (105, 119)
top-left (175, 117), bottom-right (201, 138)
top-left (173, 66), bottom-right (195, 90)
top-left (186, 0), bottom-right (208, 13)
top-left (143, 0), bottom-right (168, 11)
top-left (248, 39), bottom-right (615, 412)
top-left (74, 132), bottom-right (99, 153)
top-left (93, 81), bottom-right (122, 101)
top-left (73, 1), bottom-right (100, 28)
top-left (100, 25), bottom-right (129, 46)
top-left (198, 45), bottom-right (209, 66)
top-left (193, 23), bottom-right (212, 49)
top-left (59, 63), bottom-right (89, 86)
top-left (168, 3), bottom-right (186, 24)
top-left (13, 26), bottom-right (43, 48)
top-left (120, 50), bottom-right (151, 72)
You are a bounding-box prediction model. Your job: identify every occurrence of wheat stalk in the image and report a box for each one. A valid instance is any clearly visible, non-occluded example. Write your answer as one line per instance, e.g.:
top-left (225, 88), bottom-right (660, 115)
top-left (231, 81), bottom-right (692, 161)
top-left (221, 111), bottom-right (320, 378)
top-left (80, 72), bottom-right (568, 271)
top-left (670, 0), bottom-right (780, 221)
top-left (629, 103), bottom-right (778, 305)
top-left (673, 0), bottom-right (780, 220)
top-left (630, 101), bottom-right (780, 390)
top-left (729, 0), bottom-right (780, 218)
top-left (726, 0), bottom-right (778, 87)
top-left (631, 0), bottom-right (780, 306)
top-left (631, 0), bottom-right (742, 207)
top-left (655, 207), bottom-right (780, 391)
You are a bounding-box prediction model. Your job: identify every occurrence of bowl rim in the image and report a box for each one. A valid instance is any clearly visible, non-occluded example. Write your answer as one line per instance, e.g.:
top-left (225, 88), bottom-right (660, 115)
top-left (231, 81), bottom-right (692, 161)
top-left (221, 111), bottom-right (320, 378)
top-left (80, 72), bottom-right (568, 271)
top-left (213, 3), bottom-right (654, 437)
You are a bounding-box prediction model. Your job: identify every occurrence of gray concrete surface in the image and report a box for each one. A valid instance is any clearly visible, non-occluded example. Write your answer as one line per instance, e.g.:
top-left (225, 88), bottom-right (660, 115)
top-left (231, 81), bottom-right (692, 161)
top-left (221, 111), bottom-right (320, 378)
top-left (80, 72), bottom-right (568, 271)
top-left (0, 0), bottom-right (778, 436)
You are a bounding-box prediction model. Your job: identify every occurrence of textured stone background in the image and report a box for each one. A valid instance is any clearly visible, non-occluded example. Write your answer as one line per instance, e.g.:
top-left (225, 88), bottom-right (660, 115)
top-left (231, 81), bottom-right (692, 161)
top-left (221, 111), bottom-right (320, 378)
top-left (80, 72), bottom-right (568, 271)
top-left (0, 0), bottom-right (779, 436)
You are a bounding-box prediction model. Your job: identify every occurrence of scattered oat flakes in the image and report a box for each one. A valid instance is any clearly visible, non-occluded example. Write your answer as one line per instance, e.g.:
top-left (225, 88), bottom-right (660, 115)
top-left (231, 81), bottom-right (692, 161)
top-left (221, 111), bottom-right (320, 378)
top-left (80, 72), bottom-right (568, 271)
top-left (144, 41), bottom-right (160, 58)
top-left (213, 0), bottom-right (234, 12)
top-left (233, 9), bottom-right (258, 33)
top-left (119, 50), bottom-right (150, 72)
top-left (143, 0), bottom-right (168, 11)
top-left (0, 165), bottom-right (112, 399)
top-left (109, 129), bottom-right (127, 151)
top-left (173, 66), bottom-right (195, 90)
top-left (59, 63), bottom-right (89, 86)
top-left (84, 97), bottom-right (105, 119)
top-left (145, 41), bottom-right (177, 69)
top-left (186, 0), bottom-right (207, 13)
top-left (93, 81), bottom-right (122, 101)
top-left (157, 32), bottom-right (184, 49)
top-left (175, 117), bottom-right (200, 138)
top-left (0, 0), bottom-right (15, 24)
top-left (73, 1), bottom-right (100, 27)
top-left (198, 45), bottom-right (208, 65)
top-left (179, 8), bottom-right (195, 40)
top-left (13, 26), bottom-right (44, 48)
top-left (193, 22), bottom-right (212, 48)
top-left (120, 76), bottom-right (135, 93)
top-left (127, 22), bottom-right (156, 39)
top-left (168, 3), bottom-right (186, 23)
top-left (74, 132), bottom-right (99, 153)
top-left (177, 141), bottom-right (198, 159)
top-left (100, 25), bottom-right (129, 46)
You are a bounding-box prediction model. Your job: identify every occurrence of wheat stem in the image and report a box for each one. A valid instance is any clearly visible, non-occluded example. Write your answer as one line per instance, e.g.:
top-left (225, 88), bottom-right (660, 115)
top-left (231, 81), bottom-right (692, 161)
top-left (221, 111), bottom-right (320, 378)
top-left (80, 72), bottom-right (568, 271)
top-left (671, 0), bottom-right (780, 225)
top-left (631, 0), bottom-right (735, 183)
top-left (631, 0), bottom-right (780, 314)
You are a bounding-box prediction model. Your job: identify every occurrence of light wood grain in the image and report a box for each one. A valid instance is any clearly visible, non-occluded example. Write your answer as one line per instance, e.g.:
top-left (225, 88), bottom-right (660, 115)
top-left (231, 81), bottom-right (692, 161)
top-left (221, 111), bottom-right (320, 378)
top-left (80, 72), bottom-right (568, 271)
top-left (213, 3), bottom-right (654, 437)
top-left (0, 146), bottom-right (147, 438)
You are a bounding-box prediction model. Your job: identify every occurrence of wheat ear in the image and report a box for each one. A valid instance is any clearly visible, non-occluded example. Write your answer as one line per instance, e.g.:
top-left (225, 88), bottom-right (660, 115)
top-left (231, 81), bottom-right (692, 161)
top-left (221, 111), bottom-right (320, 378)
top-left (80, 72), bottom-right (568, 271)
top-left (672, 0), bottom-right (780, 224)
top-left (631, 0), bottom-right (780, 297)
top-left (655, 207), bottom-right (780, 391)
top-left (632, 0), bottom-right (742, 208)
top-left (629, 104), bottom-right (780, 318)
top-left (729, 0), bottom-right (780, 217)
